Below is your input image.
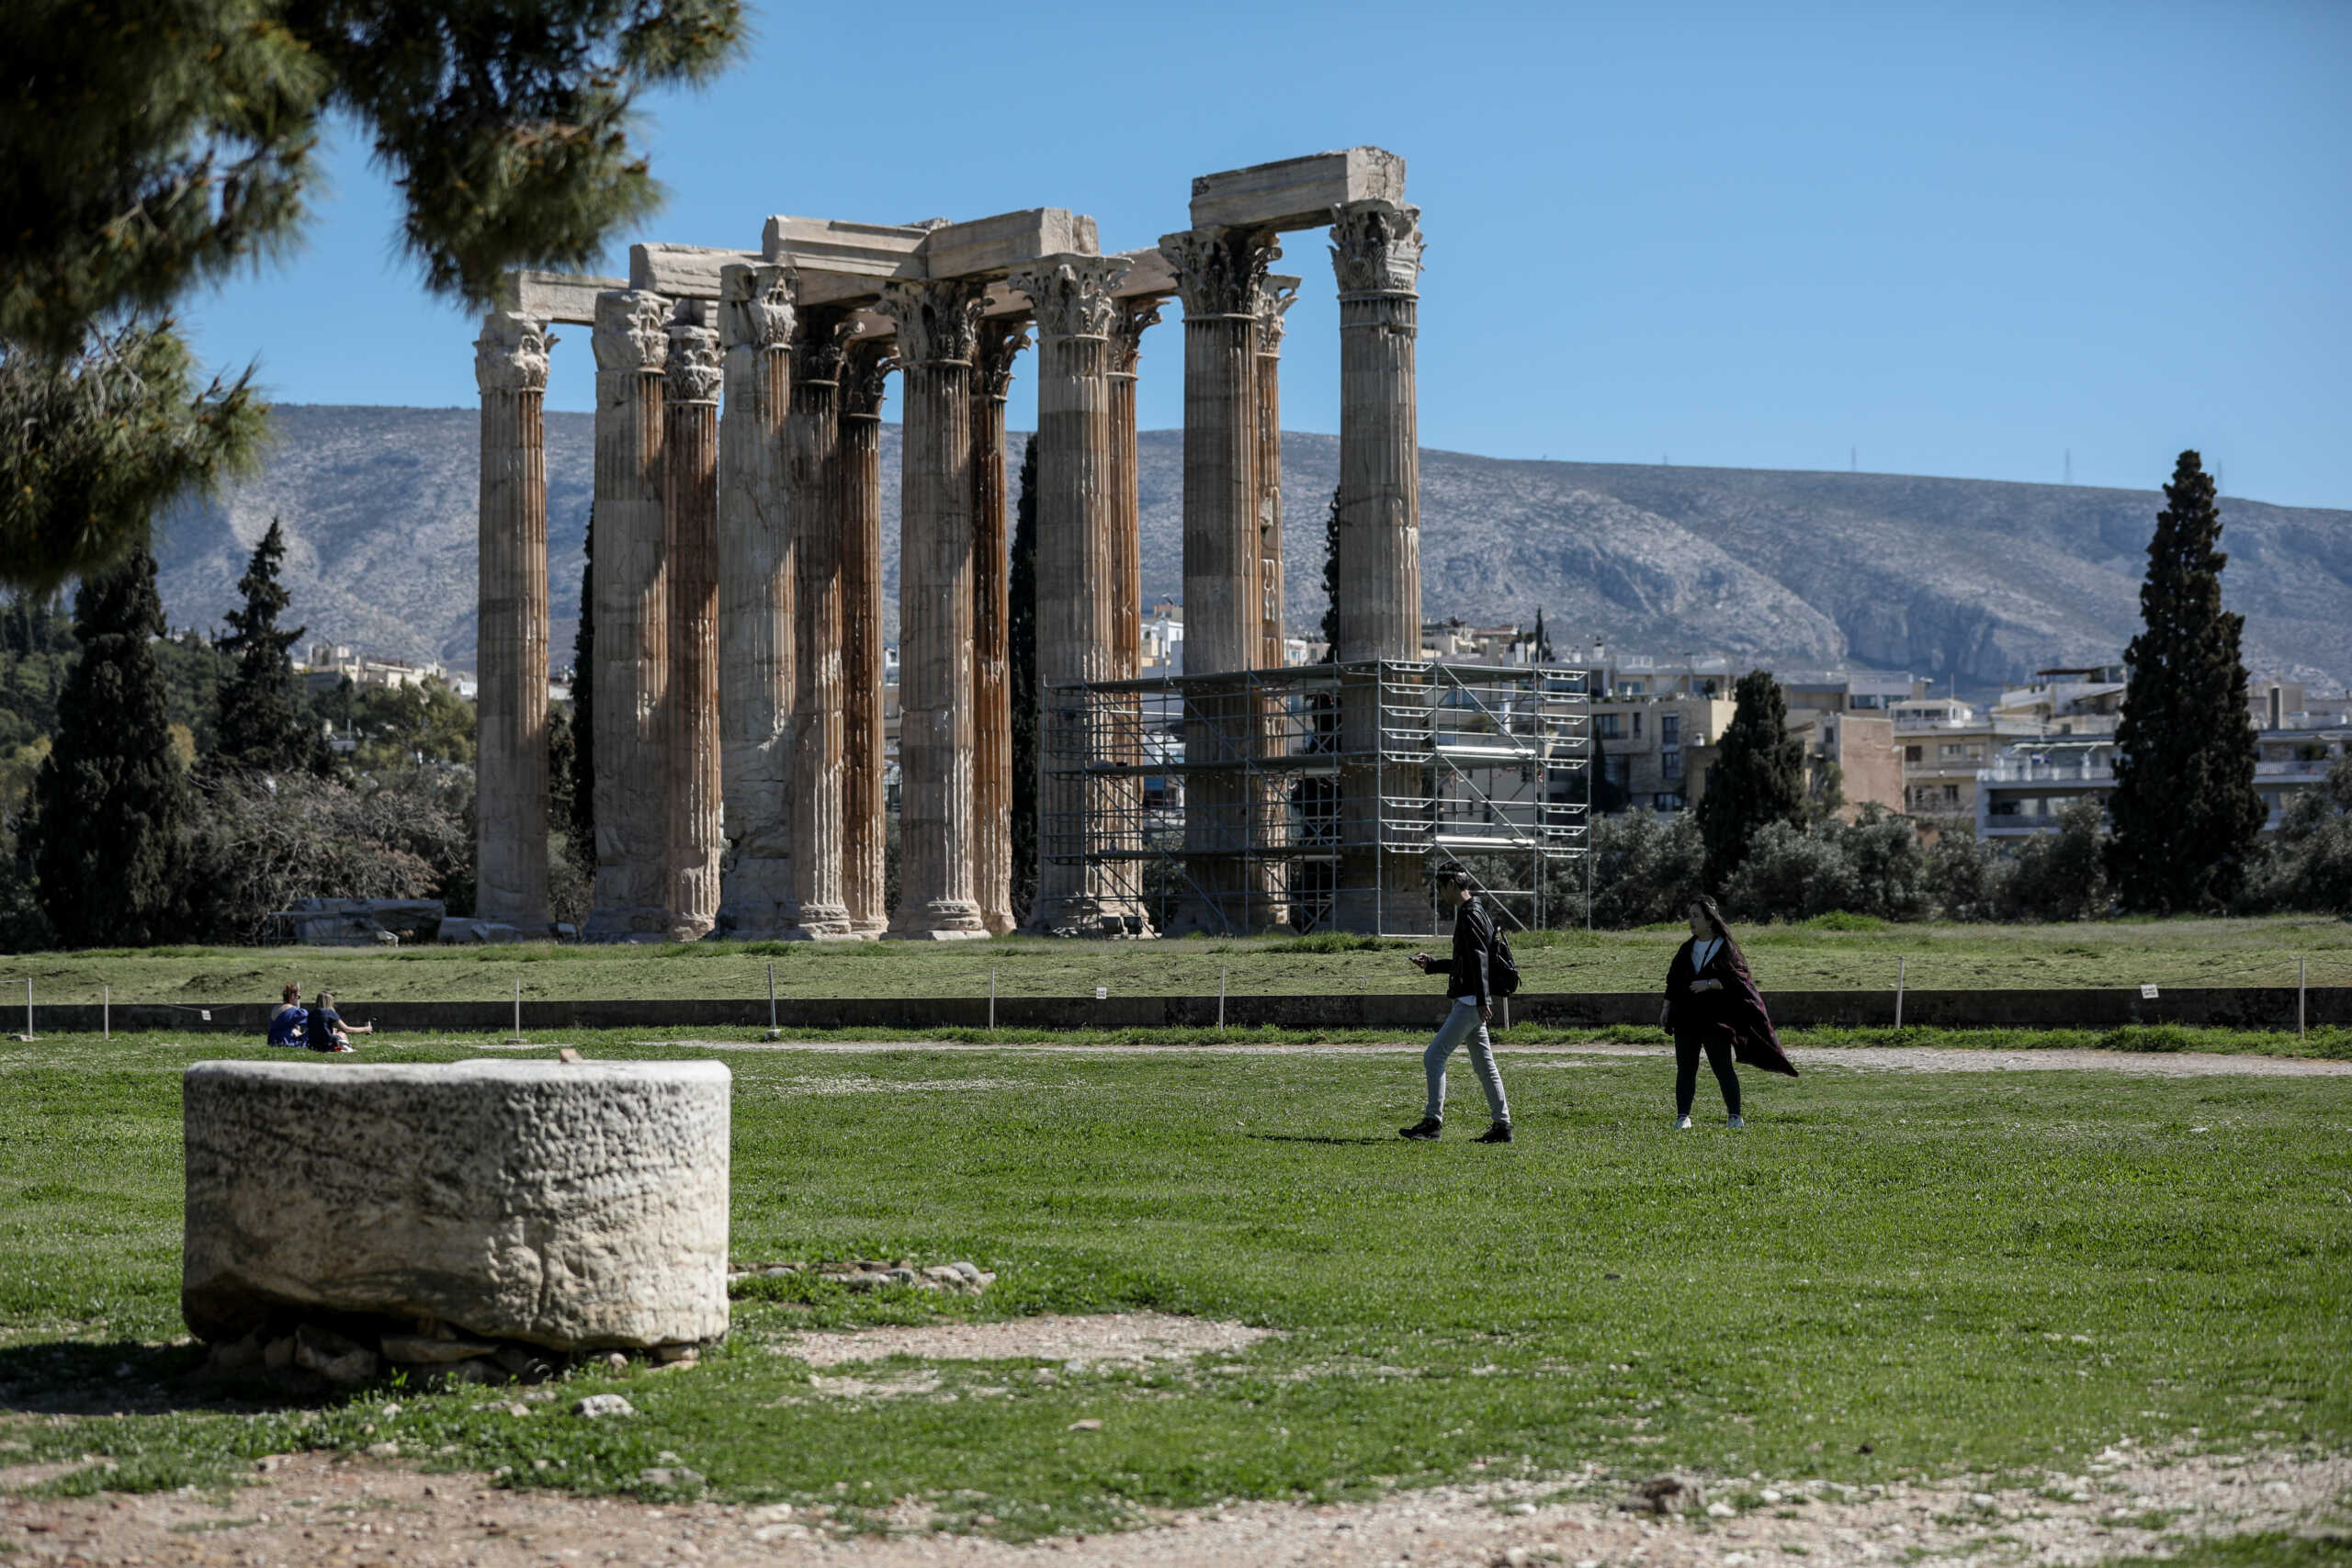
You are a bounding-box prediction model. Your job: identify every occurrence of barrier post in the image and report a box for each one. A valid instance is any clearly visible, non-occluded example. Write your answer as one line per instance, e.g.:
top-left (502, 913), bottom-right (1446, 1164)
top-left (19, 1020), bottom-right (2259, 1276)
top-left (103, 985), bottom-right (109, 1041)
top-left (765, 962), bottom-right (780, 1041)
top-left (509, 977), bottom-right (524, 1045)
top-left (1218, 965), bottom-right (1227, 1034)
top-left (989, 967), bottom-right (997, 1032)
top-left (1895, 955), bottom-right (1906, 1031)
top-left (2300, 957), bottom-right (2307, 1043)
top-left (19, 977), bottom-right (29, 1042)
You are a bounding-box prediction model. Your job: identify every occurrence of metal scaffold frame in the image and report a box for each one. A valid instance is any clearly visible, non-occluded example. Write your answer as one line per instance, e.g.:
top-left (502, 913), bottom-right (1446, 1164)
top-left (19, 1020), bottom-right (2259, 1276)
top-left (1043, 660), bottom-right (1592, 936)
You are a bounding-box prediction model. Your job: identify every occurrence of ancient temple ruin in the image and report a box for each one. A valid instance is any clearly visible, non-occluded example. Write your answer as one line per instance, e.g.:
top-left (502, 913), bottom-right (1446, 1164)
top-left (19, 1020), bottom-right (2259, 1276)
top-left (473, 148), bottom-right (1575, 941)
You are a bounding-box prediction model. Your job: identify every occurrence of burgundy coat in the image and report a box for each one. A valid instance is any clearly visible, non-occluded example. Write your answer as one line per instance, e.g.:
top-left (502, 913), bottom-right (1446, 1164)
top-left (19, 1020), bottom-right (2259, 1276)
top-left (1664, 937), bottom-right (1799, 1077)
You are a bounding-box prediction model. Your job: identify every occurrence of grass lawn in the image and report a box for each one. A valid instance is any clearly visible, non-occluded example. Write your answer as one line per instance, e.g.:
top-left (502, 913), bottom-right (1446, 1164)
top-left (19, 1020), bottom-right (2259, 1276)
top-left (0, 1032), bottom-right (2346, 1548)
top-left (4, 913), bottom-right (2349, 1008)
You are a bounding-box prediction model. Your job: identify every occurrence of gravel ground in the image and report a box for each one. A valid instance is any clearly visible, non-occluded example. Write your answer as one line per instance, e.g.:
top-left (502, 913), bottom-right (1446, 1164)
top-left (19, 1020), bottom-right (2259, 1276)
top-left (3, 1445), bottom-right (2341, 1566)
top-left (769, 1312), bottom-right (1275, 1370)
top-left (605, 1040), bottom-right (2352, 1077)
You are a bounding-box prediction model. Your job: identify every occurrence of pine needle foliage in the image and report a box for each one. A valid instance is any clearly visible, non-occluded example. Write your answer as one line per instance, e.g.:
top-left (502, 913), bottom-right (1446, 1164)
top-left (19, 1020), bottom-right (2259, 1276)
top-left (1009, 436), bottom-right (1040, 925)
top-left (27, 544), bottom-right (193, 946)
top-left (1696, 669), bottom-right (1806, 888)
top-left (0, 326), bottom-right (269, 592)
top-left (2106, 450), bottom-right (2267, 912)
top-left (214, 518), bottom-right (320, 774)
top-left (0, 0), bottom-right (745, 587)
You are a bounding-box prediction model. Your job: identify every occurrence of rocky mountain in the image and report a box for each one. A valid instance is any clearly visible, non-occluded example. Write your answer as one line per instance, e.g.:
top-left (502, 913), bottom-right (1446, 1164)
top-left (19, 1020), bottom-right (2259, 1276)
top-left (152, 404), bottom-right (2352, 698)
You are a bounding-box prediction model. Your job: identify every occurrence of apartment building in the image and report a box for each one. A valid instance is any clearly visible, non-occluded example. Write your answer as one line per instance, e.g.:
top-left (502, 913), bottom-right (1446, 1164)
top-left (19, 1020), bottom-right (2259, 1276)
top-left (1893, 697), bottom-right (2044, 823)
top-left (1975, 726), bottom-right (2349, 839)
top-left (1590, 689), bottom-right (1735, 813)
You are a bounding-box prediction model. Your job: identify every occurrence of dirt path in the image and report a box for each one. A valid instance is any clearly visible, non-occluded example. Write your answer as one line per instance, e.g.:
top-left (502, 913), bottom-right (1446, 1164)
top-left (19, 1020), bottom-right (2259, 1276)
top-left (557, 1039), bottom-right (2352, 1077)
top-left (4, 1447), bottom-right (2340, 1566)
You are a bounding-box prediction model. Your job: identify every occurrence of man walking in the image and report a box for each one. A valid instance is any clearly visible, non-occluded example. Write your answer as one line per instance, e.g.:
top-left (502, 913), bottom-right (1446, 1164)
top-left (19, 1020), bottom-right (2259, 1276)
top-left (1399, 867), bottom-right (1513, 1144)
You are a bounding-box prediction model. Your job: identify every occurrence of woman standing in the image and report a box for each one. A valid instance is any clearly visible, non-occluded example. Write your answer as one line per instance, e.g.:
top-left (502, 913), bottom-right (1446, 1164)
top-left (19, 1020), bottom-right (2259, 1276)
top-left (1659, 897), bottom-right (1796, 1128)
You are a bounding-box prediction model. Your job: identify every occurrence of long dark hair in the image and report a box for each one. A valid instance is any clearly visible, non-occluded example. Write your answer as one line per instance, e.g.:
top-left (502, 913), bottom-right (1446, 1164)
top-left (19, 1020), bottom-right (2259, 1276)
top-left (1690, 895), bottom-right (1744, 965)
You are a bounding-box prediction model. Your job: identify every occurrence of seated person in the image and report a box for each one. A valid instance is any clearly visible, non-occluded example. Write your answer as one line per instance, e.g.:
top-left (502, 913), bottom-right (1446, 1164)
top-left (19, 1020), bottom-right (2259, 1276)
top-left (265, 984), bottom-right (308, 1049)
top-left (308, 990), bottom-right (373, 1052)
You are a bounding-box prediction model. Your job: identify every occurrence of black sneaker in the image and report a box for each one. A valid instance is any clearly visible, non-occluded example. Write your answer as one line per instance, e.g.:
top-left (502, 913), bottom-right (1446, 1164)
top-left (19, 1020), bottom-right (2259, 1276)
top-left (1476, 1122), bottom-right (1514, 1144)
top-left (1398, 1117), bottom-right (1442, 1141)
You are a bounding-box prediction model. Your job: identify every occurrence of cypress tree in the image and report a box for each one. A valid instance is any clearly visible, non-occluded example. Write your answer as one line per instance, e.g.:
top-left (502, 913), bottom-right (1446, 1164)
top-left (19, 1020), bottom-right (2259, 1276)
top-left (1695, 669), bottom-right (1805, 887)
top-left (1007, 436), bottom-right (1040, 924)
top-left (2106, 450), bottom-right (2267, 911)
top-left (1531, 606), bottom-right (1555, 664)
top-left (564, 508), bottom-right (596, 869)
top-left (215, 518), bottom-right (320, 773)
top-left (27, 542), bottom-right (192, 945)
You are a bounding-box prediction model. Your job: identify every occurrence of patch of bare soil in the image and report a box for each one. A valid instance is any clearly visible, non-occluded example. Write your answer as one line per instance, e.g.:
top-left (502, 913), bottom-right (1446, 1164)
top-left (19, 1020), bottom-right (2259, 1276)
top-left (2, 1446), bottom-right (2343, 1567)
top-left (771, 1312), bottom-right (1275, 1370)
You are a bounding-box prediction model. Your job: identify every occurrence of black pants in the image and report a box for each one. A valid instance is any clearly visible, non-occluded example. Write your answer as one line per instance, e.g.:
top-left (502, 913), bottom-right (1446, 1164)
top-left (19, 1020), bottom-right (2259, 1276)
top-left (1674, 1033), bottom-right (1742, 1118)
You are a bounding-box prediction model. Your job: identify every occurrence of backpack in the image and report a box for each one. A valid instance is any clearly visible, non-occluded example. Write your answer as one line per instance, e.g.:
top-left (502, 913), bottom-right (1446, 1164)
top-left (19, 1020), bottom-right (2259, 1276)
top-left (1481, 904), bottom-right (1521, 997)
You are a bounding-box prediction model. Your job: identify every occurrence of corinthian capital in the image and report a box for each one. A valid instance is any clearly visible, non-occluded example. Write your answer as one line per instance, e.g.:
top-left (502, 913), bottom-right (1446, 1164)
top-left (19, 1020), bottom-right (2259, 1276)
top-left (664, 313), bottom-right (722, 404)
top-left (1109, 299), bottom-right (1164, 377)
top-left (841, 338), bottom-right (897, 418)
top-left (793, 305), bottom-right (854, 385)
top-left (1329, 199), bottom-right (1424, 296)
top-left (592, 290), bottom-right (672, 375)
top-left (975, 319), bottom-right (1032, 403)
top-left (1009, 254), bottom-right (1132, 341)
top-left (475, 310), bottom-right (550, 396)
top-left (876, 278), bottom-right (989, 367)
top-left (1255, 277), bottom-right (1300, 355)
top-left (1159, 226), bottom-right (1280, 318)
top-left (718, 263), bottom-right (796, 353)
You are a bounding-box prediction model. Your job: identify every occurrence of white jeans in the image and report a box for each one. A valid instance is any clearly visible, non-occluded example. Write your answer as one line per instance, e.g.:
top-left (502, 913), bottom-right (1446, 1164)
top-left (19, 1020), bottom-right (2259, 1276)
top-left (1424, 998), bottom-right (1510, 1123)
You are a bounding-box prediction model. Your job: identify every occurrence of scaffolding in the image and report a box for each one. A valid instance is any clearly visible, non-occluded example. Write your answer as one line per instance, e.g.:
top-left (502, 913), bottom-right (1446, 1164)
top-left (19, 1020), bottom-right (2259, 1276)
top-left (1043, 660), bottom-right (1592, 936)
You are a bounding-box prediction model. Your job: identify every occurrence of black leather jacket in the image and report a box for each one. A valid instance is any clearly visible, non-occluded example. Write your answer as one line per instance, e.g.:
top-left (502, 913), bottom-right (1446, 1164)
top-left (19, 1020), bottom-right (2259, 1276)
top-left (1442, 897), bottom-right (1498, 1006)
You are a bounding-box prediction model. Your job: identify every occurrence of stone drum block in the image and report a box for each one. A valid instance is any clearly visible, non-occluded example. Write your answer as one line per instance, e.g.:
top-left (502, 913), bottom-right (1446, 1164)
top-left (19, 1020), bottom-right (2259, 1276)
top-left (183, 1060), bottom-right (729, 1352)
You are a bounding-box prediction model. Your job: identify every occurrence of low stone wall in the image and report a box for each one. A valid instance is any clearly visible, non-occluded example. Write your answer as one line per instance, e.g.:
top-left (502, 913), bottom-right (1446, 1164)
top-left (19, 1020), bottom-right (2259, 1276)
top-left (30, 987), bottom-right (2352, 1036)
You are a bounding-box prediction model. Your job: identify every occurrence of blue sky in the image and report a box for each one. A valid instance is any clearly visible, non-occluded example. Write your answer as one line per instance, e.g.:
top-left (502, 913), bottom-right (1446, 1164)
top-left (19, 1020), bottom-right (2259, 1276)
top-left (190, 0), bottom-right (2352, 508)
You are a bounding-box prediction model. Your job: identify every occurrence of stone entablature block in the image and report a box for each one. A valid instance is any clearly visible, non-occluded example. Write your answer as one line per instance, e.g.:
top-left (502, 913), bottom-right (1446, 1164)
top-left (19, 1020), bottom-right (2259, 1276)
top-left (1189, 147), bottom-right (1407, 233)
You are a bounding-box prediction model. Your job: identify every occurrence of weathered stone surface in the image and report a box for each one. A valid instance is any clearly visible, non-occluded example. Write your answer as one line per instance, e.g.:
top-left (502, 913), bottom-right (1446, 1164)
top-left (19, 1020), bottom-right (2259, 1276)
top-left (921, 208), bottom-right (1098, 281)
top-left (1189, 147), bottom-right (1406, 232)
top-left (629, 243), bottom-right (759, 301)
top-left (277, 897), bottom-right (444, 946)
top-left (496, 270), bottom-right (627, 326)
top-left (183, 1060), bottom-right (730, 1351)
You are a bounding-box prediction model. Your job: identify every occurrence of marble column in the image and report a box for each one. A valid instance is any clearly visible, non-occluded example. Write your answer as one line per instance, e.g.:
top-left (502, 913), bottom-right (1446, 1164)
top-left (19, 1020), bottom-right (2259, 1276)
top-left (1330, 198), bottom-right (1428, 934)
top-left (1106, 298), bottom-right (1163, 922)
top-left (969, 318), bottom-right (1030, 936)
top-left (663, 302), bottom-right (723, 941)
top-left (1160, 225), bottom-right (1279, 935)
top-left (1107, 299), bottom-right (1162, 686)
top-left (877, 277), bottom-right (990, 940)
top-left (1251, 277), bottom-right (1299, 931)
top-left (584, 290), bottom-right (672, 941)
top-left (1254, 279), bottom-right (1298, 671)
top-left (785, 307), bottom-right (854, 938)
top-left (839, 339), bottom-right (894, 939)
top-left (474, 308), bottom-right (552, 931)
top-left (715, 263), bottom-right (797, 937)
top-left (1012, 257), bottom-right (1127, 934)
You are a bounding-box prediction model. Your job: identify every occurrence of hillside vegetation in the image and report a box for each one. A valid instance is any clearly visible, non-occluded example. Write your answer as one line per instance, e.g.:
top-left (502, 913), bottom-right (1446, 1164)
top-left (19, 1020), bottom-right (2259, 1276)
top-left (150, 407), bottom-right (2352, 695)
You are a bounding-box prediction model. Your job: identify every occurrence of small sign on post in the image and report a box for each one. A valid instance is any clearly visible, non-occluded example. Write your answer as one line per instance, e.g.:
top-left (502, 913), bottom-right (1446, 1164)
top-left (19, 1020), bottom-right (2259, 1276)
top-left (2140, 983), bottom-right (2160, 1000)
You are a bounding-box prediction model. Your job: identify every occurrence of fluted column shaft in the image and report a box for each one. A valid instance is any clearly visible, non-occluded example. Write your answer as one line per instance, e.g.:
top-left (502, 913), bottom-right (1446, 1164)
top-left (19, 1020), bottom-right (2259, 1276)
top-left (662, 304), bottom-right (723, 940)
top-left (1162, 227), bottom-right (1279, 934)
top-left (715, 264), bottom-right (797, 937)
top-left (585, 290), bottom-right (672, 940)
top-left (786, 308), bottom-right (853, 938)
top-left (1013, 258), bottom-right (1127, 933)
top-left (970, 319), bottom-right (1029, 936)
top-left (1331, 199), bottom-right (1428, 934)
top-left (1108, 300), bottom-right (1160, 686)
top-left (1255, 281), bottom-right (1297, 671)
top-left (879, 278), bottom-right (990, 940)
top-left (474, 310), bottom-right (551, 930)
top-left (839, 342), bottom-right (894, 938)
